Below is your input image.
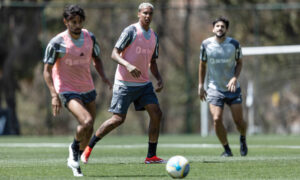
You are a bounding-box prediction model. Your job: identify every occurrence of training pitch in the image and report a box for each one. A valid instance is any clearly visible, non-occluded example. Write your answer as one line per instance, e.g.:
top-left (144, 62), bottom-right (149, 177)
top-left (0, 134), bottom-right (300, 179)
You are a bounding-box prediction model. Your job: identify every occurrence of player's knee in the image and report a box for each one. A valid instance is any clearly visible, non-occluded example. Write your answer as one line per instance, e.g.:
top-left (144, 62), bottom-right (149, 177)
top-left (213, 116), bottom-right (222, 125)
top-left (82, 116), bottom-right (94, 130)
top-left (111, 116), bottom-right (125, 126)
top-left (151, 106), bottom-right (162, 120)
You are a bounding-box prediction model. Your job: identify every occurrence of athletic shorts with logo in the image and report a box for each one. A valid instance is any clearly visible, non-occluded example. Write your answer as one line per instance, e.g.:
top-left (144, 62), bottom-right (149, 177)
top-left (109, 82), bottom-right (159, 114)
top-left (207, 87), bottom-right (242, 108)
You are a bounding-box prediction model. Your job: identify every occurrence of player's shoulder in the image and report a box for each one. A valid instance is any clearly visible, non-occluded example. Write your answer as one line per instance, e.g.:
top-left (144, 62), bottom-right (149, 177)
top-left (227, 37), bottom-right (240, 48)
top-left (201, 37), bottom-right (214, 47)
top-left (85, 29), bottom-right (96, 42)
top-left (48, 32), bottom-right (65, 49)
top-left (82, 29), bottom-right (93, 36)
top-left (123, 24), bottom-right (137, 34)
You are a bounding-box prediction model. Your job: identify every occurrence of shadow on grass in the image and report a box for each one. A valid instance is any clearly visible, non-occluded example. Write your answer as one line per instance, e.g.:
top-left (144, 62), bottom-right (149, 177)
top-left (87, 175), bottom-right (166, 178)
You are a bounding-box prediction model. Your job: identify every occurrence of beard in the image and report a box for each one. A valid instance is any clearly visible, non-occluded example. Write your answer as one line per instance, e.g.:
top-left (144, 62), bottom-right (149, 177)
top-left (215, 31), bottom-right (226, 38)
top-left (71, 29), bottom-right (82, 35)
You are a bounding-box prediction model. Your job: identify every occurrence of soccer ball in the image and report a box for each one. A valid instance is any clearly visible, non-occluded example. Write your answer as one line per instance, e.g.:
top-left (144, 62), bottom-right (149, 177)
top-left (166, 155), bottom-right (190, 179)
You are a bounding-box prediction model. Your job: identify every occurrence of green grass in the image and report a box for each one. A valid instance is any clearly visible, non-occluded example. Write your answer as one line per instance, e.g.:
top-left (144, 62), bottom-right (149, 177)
top-left (0, 135), bottom-right (300, 179)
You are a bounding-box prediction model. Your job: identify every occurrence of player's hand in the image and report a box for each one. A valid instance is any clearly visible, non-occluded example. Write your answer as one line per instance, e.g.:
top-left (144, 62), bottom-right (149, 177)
top-left (103, 77), bottom-right (112, 90)
top-left (227, 77), bottom-right (237, 92)
top-left (51, 95), bottom-right (61, 116)
top-left (155, 79), bottom-right (163, 93)
top-left (198, 85), bottom-right (207, 101)
top-left (127, 64), bottom-right (141, 78)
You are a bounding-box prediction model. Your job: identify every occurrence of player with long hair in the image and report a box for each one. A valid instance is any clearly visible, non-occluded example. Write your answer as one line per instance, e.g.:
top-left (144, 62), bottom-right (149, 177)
top-left (43, 4), bottom-right (112, 176)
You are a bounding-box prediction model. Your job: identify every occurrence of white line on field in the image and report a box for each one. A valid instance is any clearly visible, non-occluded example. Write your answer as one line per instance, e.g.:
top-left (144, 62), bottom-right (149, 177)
top-left (0, 143), bottom-right (300, 149)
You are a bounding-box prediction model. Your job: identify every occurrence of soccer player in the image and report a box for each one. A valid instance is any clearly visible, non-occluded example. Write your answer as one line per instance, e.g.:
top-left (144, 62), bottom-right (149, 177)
top-left (198, 17), bottom-right (248, 157)
top-left (81, 2), bottom-right (164, 164)
top-left (43, 4), bottom-right (112, 176)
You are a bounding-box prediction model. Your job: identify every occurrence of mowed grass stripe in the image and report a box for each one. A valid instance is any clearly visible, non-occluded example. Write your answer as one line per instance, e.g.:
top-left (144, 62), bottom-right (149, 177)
top-left (1, 143), bottom-right (300, 149)
top-left (0, 135), bottom-right (300, 179)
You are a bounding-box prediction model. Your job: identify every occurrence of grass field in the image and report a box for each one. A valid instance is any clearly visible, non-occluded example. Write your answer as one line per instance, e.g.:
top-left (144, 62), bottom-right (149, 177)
top-left (0, 134), bottom-right (300, 179)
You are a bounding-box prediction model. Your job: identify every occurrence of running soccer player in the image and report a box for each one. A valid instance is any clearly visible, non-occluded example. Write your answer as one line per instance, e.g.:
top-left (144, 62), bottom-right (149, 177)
top-left (81, 2), bottom-right (164, 164)
top-left (43, 4), bottom-right (112, 176)
top-left (198, 16), bottom-right (248, 157)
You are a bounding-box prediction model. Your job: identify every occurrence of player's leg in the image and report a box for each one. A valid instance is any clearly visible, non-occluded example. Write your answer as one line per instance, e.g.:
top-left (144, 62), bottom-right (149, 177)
top-left (146, 104), bottom-right (162, 143)
top-left (82, 85), bottom-right (132, 163)
top-left (144, 104), bottom-right (164, 163)
top-left (230, 103), bottom-right (248, 156)
top-left (134, 83), bottom-right (164, 163)
top-left (95, 113), bottom-right (126, 138)
top-left (68, 99), bottom-right (94, 145)
top-left (67, 98), bottom-right (94, 176)
top-left (79, 100), bottom-right (96, 155)
top-left (81, 113), bottom-right (126, 163)
top-left (207, 88), bottom-right (232, 156)
top-left (209, 104), bottom-right (232, 156)
top-left (230, 104), bottom-right (246, 135)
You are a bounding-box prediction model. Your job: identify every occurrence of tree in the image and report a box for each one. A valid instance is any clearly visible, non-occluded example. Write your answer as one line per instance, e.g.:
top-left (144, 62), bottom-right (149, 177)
top-left (0, 1), bottom-right (43, 134)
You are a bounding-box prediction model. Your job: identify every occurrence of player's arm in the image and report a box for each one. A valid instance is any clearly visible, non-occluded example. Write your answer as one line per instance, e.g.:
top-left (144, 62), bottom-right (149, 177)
top-left (90, 33), bottom-right (112, 89)
top-left (149, 33), bottom-right (163, 92)
top-left (150, 58), bottom-right (163, 92)
top-left (111, 26), bottom-right (141, 78)
top-left (198, 44), bottom-right (207, 101)
top-left (111, 48), bottom-right (141, 78)
top-left (227, 42), bottom-right (243, 92)
top-left (92, 56), bottom-right (112, 89)
top-left (198, 60), bottom-right (207, 101)
top-left (227, 58), bottom-right (242, 92)
top-left (43, 47), bottom-right (61, 116)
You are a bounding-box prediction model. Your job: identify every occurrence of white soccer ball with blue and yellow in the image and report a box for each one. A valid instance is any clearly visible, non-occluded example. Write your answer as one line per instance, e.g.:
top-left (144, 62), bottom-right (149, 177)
top-left (166, 155), bottom-right (190, 178)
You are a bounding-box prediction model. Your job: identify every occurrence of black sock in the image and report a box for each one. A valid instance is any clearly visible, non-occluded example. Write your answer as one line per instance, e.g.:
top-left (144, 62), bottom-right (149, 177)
top-left (240, 135), bottom-right (246, 143)
top-left (223, 144), bottom-right (231, 152)
top-left (147, 142), bottom-right (157, 158)
top-left (79, 150), bottom-right (83, 156)
top-left (71, 139), bottom-right (80, 161)
top-left (72, 139), bottom-right (80, 151)
top-left (88, 135), bottom-right (101, 148)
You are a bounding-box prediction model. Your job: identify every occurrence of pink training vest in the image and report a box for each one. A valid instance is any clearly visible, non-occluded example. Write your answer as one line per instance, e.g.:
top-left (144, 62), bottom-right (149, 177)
top-left (115, 23), bottom-right (156, 83)
top-left (52, 29), bottom-right (95, 93)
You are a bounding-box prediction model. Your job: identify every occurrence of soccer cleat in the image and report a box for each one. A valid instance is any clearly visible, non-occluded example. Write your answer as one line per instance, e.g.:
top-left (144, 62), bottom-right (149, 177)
top-left (68, 164), bottom-right (84, 177)
top-left (240, 138), bottom-right (248, 156)
top-left (67, 144), bottom-right (83, 177)
top-left (145, 155), bottom-right (165, 164)
top-left (81, 146), bottom-right (92, 164)
top-left (221, 151), bottom-right (233, 157)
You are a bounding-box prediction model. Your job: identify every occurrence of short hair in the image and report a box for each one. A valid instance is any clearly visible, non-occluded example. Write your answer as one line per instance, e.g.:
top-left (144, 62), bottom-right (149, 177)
top-left (212, 16), bottom-right (229, 29)
top-left (63, 4), bottom-right (85, 21)
top-left (138, 2), bottom-right (154, 12)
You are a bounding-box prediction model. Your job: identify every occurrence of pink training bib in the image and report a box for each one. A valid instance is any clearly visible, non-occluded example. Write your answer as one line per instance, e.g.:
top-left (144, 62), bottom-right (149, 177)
top-left (52, 29), bottom-right (95, 93)
top-left (115, 23), bottom-right (156, 83)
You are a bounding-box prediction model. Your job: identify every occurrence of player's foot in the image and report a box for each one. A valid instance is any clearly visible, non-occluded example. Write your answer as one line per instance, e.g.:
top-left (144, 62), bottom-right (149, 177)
top-left (221, 151), bottom-right (233, 157)
top-left (68, 164), bottom-right (83, 177)
top-left (240, 136), bottom-right (248, 156)
top-left (145, 155), bottom-right (165, 164)
top-left (81, 146), bottom-right (92, 164)
top-left (67, 144), bottom-right (83, 177)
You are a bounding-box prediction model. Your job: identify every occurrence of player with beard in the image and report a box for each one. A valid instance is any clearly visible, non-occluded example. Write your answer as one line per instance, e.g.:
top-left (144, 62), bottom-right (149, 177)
top-left (198, 17), bottom-right (248, 157)
top-left (81, 2), bottom-right (165, 164)
top-left (43, 4), bottom-right (112, 176)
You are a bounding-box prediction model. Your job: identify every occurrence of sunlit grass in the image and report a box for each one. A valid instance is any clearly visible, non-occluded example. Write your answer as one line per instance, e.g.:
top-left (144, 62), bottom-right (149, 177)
top-left (0, 134), bottom-right (299, 179)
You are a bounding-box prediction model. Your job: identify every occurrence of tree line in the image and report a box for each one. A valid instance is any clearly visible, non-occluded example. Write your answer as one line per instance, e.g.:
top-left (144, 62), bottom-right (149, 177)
top-left (0, 0), bottom-right (299, 135)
